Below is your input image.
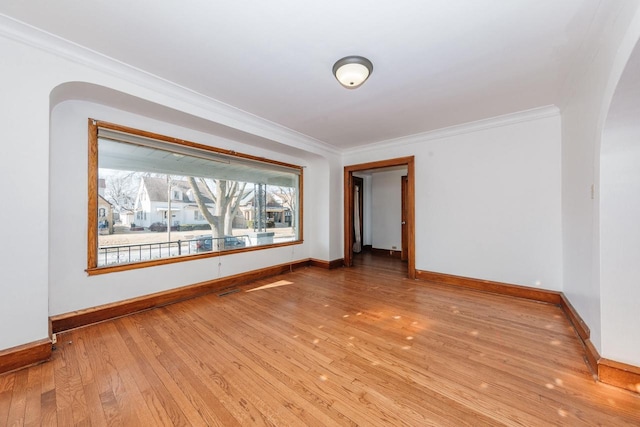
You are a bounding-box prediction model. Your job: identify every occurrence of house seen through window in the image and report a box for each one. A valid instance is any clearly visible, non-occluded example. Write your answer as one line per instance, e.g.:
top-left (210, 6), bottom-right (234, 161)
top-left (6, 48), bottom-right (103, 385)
top-left (88, 120), bottom-right (302, 272)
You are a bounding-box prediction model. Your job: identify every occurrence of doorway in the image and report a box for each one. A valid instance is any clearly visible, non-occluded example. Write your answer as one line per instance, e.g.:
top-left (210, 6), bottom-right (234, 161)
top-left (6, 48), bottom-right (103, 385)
top-left (344, 156), bottom-right (415, 279)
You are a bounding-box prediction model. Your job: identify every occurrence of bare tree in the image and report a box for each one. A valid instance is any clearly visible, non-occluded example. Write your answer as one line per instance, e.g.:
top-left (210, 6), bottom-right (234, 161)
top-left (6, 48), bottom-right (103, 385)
top-left (104, 171), bottom-right (139, 211)
top-left (273, 186), bottom-right (297, 230)
top-left (187, 177), bottom-right (222, 248)
top-left (187, 177), bottom-right (248, 249)
top-left (224, 182), bottom-right (248, 235)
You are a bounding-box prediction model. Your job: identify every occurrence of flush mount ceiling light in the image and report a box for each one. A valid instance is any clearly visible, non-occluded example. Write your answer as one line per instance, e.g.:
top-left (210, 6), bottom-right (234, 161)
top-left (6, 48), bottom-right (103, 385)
top-left (332, 56), bottom-right (373, 89)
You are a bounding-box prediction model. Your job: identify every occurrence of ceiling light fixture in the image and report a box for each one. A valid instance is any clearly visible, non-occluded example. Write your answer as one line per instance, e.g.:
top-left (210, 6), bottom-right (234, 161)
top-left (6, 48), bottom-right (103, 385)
top-left (333, 56), bottom-right (373, 89)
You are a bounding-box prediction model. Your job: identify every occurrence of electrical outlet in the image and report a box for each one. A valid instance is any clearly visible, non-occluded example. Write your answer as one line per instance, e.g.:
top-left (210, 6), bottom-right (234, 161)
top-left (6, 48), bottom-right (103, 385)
top-left (51, 333), bottom-right (57, 345)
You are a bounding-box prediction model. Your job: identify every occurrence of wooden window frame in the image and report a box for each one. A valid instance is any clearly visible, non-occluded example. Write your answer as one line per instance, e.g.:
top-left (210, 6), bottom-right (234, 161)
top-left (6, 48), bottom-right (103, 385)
top-left (87, 119), bottom-right (304, 275)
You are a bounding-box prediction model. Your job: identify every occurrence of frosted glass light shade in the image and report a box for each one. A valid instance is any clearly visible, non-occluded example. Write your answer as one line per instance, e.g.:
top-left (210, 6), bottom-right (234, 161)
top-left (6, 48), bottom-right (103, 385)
top-left (333, 56), bottom-right (373, 89)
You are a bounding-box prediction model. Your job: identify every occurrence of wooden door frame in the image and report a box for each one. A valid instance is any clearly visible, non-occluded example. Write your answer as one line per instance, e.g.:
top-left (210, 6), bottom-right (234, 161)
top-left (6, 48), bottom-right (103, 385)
top-left (344, 156), bottom-right (415, 279)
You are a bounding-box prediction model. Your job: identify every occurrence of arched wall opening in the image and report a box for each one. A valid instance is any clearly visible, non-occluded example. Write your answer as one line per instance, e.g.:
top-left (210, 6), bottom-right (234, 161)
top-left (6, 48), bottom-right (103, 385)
top-left (600, 39), bottom-right (640, 367)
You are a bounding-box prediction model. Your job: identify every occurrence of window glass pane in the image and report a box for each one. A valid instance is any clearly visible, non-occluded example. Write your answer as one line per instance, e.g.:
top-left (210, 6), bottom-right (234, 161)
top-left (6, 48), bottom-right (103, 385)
top-left (94, 129), bottom-right (301, 269)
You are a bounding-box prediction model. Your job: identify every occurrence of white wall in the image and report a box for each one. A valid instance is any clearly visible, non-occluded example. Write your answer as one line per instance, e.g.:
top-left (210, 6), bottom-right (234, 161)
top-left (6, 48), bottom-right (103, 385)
top-left (0, 37), bottom-right (54, 349)
top-left (302, 155), bottom-right (334, 261)
top-left (328, 156), bottom-right (344, 261)
top-left (344, 110), bottom-right (563, 290)
top-left (600, 39), bottom-right (640, 366)
top-left (600, 146), bottom-right (640, 365)
top-left (371, 170), bottom-right (405, 251)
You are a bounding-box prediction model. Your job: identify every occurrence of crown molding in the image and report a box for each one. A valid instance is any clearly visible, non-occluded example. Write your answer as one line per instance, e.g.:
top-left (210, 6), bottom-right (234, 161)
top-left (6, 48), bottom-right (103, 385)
top-left (343, 105), bottom-right (561, 155)
top-left (0, 14), bottom-right (340, 157)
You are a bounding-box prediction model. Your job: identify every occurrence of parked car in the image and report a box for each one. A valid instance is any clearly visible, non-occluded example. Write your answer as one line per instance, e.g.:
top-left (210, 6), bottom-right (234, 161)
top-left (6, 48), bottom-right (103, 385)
top-left (193, 235), bottom-right (246, 252)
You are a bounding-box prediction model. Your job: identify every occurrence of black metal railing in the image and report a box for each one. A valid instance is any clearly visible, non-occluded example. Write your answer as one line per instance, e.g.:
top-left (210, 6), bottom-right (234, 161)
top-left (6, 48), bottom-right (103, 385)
top-left (97, 235), bottom-right (251, 267)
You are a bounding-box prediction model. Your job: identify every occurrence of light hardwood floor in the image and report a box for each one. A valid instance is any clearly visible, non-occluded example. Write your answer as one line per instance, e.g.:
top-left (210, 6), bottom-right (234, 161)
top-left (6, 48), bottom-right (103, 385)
top-left (1, 253), bottom-right (639, 426)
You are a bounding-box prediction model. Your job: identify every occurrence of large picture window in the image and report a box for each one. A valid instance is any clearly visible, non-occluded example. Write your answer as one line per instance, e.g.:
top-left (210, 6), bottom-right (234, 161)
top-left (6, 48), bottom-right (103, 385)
top-left (87, 120), bottom-right (302, 274)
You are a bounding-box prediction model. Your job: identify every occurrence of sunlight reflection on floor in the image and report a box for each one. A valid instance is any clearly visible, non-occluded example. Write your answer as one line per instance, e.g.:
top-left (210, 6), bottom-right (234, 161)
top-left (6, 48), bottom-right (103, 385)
top-left (245, 280), bottom-right (294, 292)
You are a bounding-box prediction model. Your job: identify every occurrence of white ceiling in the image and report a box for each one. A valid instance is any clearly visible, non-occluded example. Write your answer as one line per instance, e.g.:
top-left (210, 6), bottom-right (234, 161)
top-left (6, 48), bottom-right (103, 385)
top-left (0, 1), bottom-right (613, 150)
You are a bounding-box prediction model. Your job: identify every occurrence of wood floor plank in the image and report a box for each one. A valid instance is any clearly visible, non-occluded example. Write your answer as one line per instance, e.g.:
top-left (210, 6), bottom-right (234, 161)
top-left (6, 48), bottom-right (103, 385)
top-left (1, 253), bottom-right (639, 425)
top-left (6, 369), bottom-right (28, 426)
top-left (40, 389), bottom-right (57, 427)
top-left (0, 373), bottom-right (15, 426)
top-left (67, 334), bottom-right (108, 427)
top-left (23, 365), bottom-right (42, 427)
top-left (62, 339), bottom-right (91, 426)
top-left (51, 342), bottom-right (75, 427)
top-left (39, 359), bottom-right (57, 427)
top-left (0, 391), bottom-right (11, 427)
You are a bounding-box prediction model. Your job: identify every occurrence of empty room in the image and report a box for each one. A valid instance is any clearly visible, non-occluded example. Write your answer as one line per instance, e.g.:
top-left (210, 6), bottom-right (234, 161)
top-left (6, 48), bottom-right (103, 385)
top-left (1, 1), bottom-right (640, 425)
